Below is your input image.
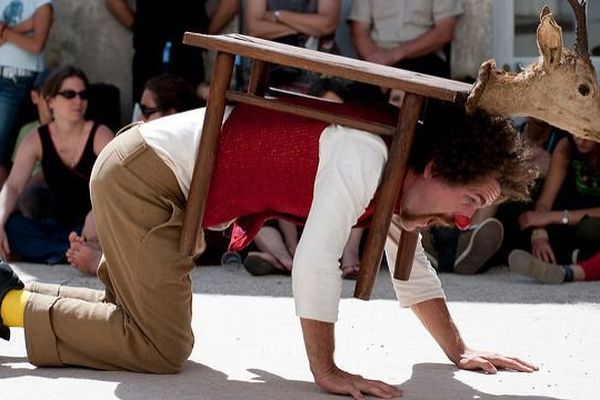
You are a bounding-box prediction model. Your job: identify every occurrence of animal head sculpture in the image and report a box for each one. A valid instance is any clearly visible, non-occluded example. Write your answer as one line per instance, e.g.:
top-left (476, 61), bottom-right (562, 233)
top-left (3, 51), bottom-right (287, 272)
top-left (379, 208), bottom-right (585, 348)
top-left (466, 0), bottom-right (600, 141)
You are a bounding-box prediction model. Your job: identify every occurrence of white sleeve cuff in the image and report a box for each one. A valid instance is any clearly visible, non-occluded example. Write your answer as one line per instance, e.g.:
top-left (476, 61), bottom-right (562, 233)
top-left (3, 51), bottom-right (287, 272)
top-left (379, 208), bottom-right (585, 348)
top-left (385, 232), bottom-right (446, 308)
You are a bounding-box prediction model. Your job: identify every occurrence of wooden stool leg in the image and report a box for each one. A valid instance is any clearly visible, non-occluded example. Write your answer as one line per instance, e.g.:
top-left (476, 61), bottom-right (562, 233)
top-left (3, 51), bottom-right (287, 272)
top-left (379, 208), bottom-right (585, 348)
top-left (179, 52), bottom-right (235, 256)
top-left (354, 93), bottom-right (424, 300)
top-left (247, 59), bottom-right (269, 96)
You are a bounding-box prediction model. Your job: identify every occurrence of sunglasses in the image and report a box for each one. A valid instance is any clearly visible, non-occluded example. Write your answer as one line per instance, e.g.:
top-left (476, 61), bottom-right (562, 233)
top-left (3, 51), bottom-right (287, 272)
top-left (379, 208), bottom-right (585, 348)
top-left (140, 104), bottom-right (164, 118)
top-left (57, 89), bottom-right (89, 100)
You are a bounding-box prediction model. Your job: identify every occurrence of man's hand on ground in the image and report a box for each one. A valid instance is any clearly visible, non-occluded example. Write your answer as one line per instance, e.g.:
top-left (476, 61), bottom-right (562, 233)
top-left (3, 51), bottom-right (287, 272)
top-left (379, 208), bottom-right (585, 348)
top-left (314, 365), bottom-right (402, 399)
top-left (457, 348), bottom-right (539, 374)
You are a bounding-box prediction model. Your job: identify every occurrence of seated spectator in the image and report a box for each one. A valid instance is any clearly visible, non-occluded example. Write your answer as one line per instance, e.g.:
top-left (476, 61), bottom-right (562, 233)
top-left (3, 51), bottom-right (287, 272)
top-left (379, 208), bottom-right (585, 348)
top-left (0, 0), bottom-right (53, 186)
top-left (509, 248), bottom-right (600, 284)
top-left (0, 65), bottom-right (114, 268)
top-left (68, 73), bottom-right (200, 274)
top-left (244, 0), bottom-right (341, 91)
top-left (516, 135), bottom-right (600, 265)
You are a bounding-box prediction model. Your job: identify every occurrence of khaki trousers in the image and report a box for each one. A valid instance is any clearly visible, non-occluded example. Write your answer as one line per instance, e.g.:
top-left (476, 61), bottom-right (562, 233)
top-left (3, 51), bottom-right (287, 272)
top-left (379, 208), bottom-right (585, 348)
top-left (23, 126), bottom-right (199, 373)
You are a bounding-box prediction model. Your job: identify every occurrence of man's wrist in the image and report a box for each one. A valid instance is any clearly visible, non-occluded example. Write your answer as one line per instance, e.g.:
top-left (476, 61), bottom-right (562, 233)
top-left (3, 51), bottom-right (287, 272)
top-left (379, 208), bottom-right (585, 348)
top-left (300, 318), bottom-right (336, 377)
top-left (274, 10), bottom-right (282, 23)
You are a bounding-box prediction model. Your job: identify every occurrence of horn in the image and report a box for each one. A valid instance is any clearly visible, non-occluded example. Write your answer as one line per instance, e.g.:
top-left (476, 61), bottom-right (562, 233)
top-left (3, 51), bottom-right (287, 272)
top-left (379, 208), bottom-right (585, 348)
top-left (567, 0), bottom-right (591, 60)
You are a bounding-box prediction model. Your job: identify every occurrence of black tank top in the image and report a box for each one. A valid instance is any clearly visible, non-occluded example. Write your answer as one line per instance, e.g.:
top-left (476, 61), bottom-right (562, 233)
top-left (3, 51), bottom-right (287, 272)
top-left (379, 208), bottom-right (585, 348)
top-left (38, 122), bottom-right (99, 227)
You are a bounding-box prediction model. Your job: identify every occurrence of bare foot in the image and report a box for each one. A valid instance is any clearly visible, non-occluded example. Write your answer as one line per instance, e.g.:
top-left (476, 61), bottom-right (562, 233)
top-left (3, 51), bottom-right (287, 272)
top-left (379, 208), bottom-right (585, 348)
top-left (66, 232), bottom-right (101, 275)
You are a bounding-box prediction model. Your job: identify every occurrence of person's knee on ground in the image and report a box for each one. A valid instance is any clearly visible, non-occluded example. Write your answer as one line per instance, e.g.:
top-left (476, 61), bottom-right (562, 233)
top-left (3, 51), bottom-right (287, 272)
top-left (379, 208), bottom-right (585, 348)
top-left (145, 335), bottom-right (193, 374)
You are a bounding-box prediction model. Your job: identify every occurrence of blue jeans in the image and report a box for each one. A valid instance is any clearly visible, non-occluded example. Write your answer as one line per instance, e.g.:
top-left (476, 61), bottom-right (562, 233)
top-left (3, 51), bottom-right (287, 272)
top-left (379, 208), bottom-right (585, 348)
top-left (5, 212), bottom-right (82, 264)
top-left (0, 74), bottom-right (36, 167)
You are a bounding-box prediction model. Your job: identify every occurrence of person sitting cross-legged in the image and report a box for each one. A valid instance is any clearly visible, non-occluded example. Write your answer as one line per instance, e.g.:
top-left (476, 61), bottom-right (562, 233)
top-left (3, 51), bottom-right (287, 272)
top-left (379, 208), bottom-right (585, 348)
top-left (0, 65), bottom-right (113, 268)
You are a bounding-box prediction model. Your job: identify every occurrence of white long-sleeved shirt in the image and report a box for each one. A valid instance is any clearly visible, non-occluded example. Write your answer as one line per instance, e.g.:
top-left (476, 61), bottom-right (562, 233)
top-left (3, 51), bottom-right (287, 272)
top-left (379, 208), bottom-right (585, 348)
top-left (139, 107), bottom-right (445, 323)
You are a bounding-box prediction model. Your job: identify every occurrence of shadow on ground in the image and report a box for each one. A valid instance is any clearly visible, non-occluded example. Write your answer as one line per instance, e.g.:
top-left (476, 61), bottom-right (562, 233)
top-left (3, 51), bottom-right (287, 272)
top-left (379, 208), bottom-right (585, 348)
top-left (0, 357), bottom-right (565, 400)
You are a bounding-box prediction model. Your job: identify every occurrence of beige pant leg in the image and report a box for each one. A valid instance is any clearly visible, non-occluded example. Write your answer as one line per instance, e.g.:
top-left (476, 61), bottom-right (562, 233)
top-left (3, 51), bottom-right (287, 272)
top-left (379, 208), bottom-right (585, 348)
top-left (25, 281), bottom-right (105, 303)
top-left (24, 128), bottom-right (199, 373)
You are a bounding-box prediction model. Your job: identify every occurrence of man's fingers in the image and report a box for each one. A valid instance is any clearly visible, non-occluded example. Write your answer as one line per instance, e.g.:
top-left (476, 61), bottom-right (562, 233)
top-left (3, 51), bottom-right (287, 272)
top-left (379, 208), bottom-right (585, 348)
top-left (460, 357), bottom-right (497, 374)
top-left (348, 387), bottom-right (365, 400)
top-left (463, 354), bottom-right (539, 374)
top-left (360, 379), bottom-right (401, 398)
top-left (510, 357), bottom-right (539, 371)
top-left (493, 356), bottom-right (538, 372)
top-left (354, 378), bottom-right (401, 399)
top-left (319, 371), bottom-right (401, 400)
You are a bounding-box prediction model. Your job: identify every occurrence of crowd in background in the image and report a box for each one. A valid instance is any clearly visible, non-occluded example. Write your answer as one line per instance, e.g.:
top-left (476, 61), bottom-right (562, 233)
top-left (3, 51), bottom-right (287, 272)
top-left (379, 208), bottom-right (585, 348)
top-left (0, 0), bottom-right (598, 284)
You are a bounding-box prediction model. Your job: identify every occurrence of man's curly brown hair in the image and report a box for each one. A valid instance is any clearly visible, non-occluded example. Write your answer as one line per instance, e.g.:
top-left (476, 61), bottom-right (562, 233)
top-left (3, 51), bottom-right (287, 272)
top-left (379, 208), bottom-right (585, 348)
top-left (409, 103), bottom-right (538, 202)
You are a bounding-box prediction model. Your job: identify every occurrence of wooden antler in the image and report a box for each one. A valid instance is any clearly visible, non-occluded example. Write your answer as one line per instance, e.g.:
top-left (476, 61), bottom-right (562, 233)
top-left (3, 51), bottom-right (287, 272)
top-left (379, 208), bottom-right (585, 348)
top-left (567, 0), bottom-right (590, 60)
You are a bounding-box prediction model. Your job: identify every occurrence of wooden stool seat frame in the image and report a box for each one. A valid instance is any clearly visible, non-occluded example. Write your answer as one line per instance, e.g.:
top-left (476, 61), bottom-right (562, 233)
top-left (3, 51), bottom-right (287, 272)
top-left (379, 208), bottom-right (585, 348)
top-left (181, 33), bottom-right (471, 300)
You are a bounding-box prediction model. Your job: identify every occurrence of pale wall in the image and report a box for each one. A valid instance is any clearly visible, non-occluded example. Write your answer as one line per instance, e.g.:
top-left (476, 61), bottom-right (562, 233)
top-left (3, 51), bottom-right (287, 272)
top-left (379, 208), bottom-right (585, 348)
top-left (45, 0), bottom-right (134, 125)
top-left (452, 0), bottom-right (493, 81)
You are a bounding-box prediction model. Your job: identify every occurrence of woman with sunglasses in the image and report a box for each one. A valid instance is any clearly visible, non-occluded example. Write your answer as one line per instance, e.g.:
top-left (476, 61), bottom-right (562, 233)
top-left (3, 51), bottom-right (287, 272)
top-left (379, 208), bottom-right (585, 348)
top-left (0, 65), bottom-right (114, 269)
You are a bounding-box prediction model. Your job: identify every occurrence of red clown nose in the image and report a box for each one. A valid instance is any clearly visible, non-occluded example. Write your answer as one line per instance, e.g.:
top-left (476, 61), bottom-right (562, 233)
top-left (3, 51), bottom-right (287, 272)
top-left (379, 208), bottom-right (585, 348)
top-left (454, 215), bottom-right (471, 231)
